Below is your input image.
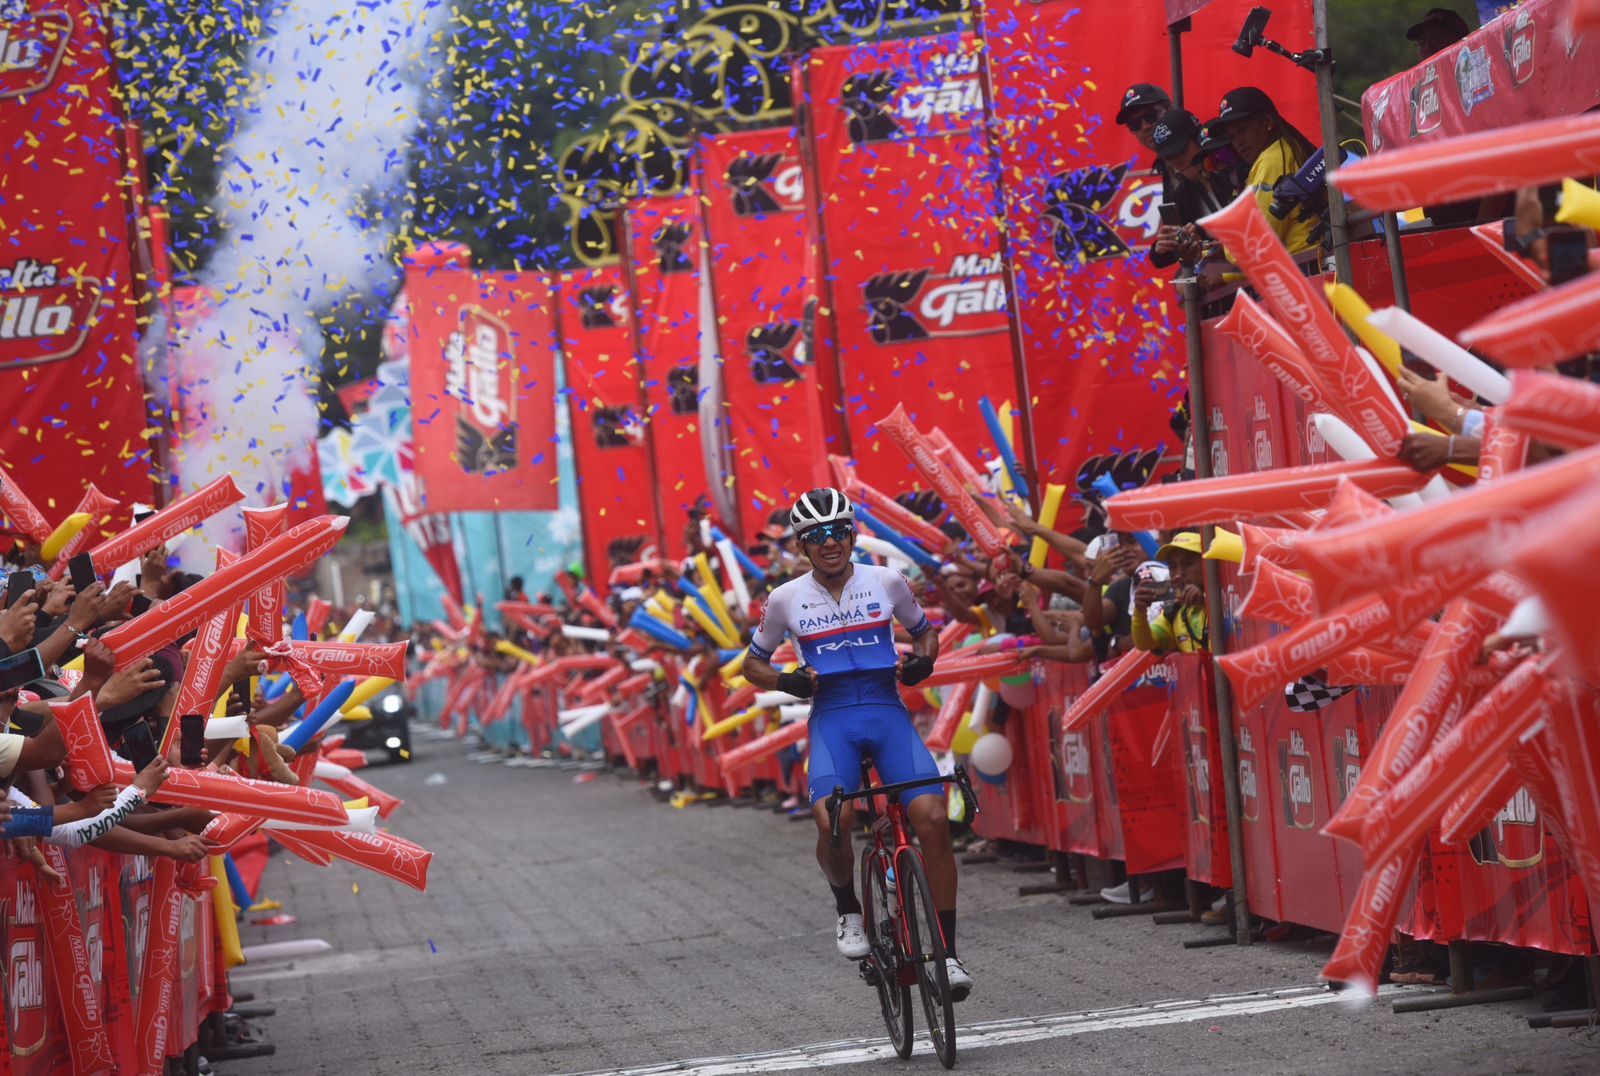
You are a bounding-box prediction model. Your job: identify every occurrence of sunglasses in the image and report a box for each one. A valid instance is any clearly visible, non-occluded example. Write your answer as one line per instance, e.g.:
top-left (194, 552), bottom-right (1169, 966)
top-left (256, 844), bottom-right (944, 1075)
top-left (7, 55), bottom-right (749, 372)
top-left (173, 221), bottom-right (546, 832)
top-left (799, 523), bottom-right (855, 546)
top-left (1127, 109), bottom-right (1162, 131)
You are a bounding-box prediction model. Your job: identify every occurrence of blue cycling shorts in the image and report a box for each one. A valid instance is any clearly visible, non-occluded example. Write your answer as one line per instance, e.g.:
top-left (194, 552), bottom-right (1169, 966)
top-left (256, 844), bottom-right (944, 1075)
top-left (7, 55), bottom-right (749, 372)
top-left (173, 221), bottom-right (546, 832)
top-left (807, 702), bottom-right (943, 806)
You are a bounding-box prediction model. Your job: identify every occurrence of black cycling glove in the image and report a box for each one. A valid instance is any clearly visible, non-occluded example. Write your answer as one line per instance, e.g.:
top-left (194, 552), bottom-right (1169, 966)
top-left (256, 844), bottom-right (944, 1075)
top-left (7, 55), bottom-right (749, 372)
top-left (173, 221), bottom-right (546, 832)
top-left (899, 654), bottom-right (935, 687)
top-left (777, 668), bottom-right (816, 699)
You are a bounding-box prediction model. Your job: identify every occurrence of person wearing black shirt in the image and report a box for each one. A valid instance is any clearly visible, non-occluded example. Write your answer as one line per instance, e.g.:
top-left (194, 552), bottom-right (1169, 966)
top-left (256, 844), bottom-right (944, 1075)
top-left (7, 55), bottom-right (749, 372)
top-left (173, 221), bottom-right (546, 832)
top-left (1148, 110), bottom-right (1239, 271)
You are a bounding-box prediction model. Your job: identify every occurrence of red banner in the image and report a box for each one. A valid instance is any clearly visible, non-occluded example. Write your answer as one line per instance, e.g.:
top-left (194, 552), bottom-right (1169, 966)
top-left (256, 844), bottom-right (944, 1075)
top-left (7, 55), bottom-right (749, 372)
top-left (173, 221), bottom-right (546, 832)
top-left (697, 128), bottom-right (831, 533)
top-left (1362, 0), bottom-right (1600, 153)
top-left (623, 195), bottom-right (714, 556)
top-left (980, 0), bottom-right (1316, 509)
top-left (556, 266), bottom-right (663, 592)
top-left (0, 0), bottom-right (154, 539)
top-left (407, 269), bottom-right (559, 512)
top-left (801, 34), bottom-right (1019, 492)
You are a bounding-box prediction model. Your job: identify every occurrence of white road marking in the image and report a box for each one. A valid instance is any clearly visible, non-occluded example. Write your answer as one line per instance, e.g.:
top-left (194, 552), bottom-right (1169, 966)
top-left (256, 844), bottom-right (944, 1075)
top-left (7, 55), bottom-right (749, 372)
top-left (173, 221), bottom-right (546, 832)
top-left (559, 985), bottom-right (1405, 1076)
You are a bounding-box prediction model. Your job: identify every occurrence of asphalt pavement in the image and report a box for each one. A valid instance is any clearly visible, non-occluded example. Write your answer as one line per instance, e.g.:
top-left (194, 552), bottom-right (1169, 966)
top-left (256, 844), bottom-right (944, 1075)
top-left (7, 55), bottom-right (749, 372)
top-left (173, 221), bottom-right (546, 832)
top-left (228, 732), bottom-right (1600, 1075)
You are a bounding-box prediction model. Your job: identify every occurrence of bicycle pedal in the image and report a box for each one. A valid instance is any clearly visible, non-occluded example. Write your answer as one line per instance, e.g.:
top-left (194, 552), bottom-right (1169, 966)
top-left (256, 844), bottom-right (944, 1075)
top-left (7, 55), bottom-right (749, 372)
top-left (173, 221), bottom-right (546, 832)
top-left (858, 959), bottom-right (881, 986)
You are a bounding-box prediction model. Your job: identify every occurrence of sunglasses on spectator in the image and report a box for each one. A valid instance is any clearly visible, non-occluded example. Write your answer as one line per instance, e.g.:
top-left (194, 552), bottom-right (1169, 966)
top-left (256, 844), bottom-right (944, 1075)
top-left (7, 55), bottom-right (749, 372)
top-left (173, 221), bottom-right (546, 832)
top-left (799, 523), bottom-right (855, 546)
top-left (1126, 110), bottom-right (1161, 131)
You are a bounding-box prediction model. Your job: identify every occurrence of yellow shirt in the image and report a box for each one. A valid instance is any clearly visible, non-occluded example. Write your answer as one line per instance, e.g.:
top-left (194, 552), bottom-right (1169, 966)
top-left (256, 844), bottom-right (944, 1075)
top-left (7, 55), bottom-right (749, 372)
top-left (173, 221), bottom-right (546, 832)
top-left (1247, 137), bottom-right (1317, 255)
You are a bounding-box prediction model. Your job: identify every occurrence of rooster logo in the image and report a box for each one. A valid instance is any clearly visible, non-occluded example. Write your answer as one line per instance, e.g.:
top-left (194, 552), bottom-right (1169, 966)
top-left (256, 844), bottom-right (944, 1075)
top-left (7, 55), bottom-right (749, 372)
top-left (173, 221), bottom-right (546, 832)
top-left (666, 364), bottom-right (699, 414)
top-left (841, 71), bottom-right (901, 145)
top-left (863, 270), bottom-right (930, 344)
top-left (746, 320), bottom-right (808, 384)
top-left (578, 286), bottom-right (619, 329)
top-left (727, 153), bottom-right (784, 216)
top-left (1044, 163), bottom-right (1133, 263)
top-left (653, 221), bottom-right (694, 274)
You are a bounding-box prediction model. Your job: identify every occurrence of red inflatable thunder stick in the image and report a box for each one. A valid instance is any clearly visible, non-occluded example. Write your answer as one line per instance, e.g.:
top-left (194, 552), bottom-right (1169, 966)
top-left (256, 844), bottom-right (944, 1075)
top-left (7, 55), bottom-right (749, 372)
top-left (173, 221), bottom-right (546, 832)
top-left (832, 455), bottom-right (952, 553)
top-left (1499, 370), bottom-right (1600, 449)
top-left (49, 693), bottom-right (117, 791)
top-left (37, 844), bottom-right (116, 1073)
top-left (1460, 269), bottom-right (1600, 368)
top-left (1274, 441), bottom-right (1600, 613)
top-left (284, 640), bottom-right (409, 680)
top-left (1322, 599), bottom-right (1499, 843)
top-left (100, 515), bottom-right (349, 667)
top-left (0, 469), bottom-right (54, 543)
top-left (279, 829), bottom-right (433, 892)
top-left (1103, 459), bottom-right (1427, 531)
top-left (924, 679), bottom-right (976, 753)
top-left (1476, 411), bottom-right (1532, 481)
top-left (1321, 844), bottom-right (1421, 994)
top-left (86, 474), bottom-right (244, 573)
top-left (1496, 482), bottom-right (1600, 680)
top-left (715, 719), bottom-right (808, 775)
top-left (1059, 650), bottom-right (1156, 733)
top-left (878, 404), bottom-right (1010, 559)
top-left (1331, 111), bottom-right (1600, 211)
top-left (112, 761), bottom-right (349, 826)
top-left (137, 857), bottom-right (185, 1076)
top-left (1215, 293), bottom-right (1329, 410)
top-left (1236, 560), bottom-right (1315, 625)
top-left (243, 503), bottom-right (288, 647)
top-left (163, 605), bottom-right (241, 754)
top-left (1200, 191), bottom-right (1408, 457)
top-left (1438, 757), bottom-right (1524, 847)
top-left (46, 482), bottom-right (120, 578)
top-left (1235, 521), bottom-right (1302, 574)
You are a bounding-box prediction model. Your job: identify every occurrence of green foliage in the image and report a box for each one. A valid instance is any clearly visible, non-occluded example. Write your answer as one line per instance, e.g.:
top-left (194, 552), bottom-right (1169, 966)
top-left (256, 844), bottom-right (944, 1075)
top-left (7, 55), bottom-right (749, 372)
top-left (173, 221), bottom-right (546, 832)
top-left (1328, 0), bottom-right (1480, 112)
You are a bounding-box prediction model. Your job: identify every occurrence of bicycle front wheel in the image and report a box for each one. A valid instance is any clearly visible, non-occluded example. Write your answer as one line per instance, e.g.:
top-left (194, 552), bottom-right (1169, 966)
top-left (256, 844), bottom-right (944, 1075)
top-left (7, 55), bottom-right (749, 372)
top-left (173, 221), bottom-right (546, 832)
top-left (861, 845), bottom-right (913, 1058)
top-left (898, 846), bottom-right (956, 1069)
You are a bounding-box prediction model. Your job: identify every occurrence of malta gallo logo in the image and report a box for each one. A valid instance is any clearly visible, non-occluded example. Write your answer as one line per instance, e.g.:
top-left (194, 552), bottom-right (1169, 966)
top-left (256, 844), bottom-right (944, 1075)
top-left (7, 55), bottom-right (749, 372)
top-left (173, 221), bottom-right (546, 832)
top-left (841, 70), bottom-right (902, 144)
top-left (1468, 787), bottom-right (1545, 869)
top-left (746, 320), bottom-right (808, 384)
top-left (1503, 9), bottom-right (1536, 85)
top-left (652, 221), bottom-right (694, 274)
top-left (0, 258), bottom-right (105, 370)
top-left (1330, 726), bottom-right (1362, 805)
top-left (862, 253), bottom-right (1006, 345)
top-left (841, 50), bottom-right (982, 145)
top-left (0, 3), bottom-right (72, 101)
top-left (1055, 721), bottom-right (1093, 805)
top-left (1184, 706), bottom-right (1211, 825)
top-left (1044, 163), bottom-right (1163, 264)
top-left (726, 152), bottom-right (804, 216)
top-left (577, 284), bottom-right (625, 330)
top-left (1238, 724), bottom-right (1260, 822)
top-left (1277, 728), bottom-right (1316, 831)
top-left (1409, 63), bottom-right (1443, 136)
top-left (6, 878), bottom-right (45, 1056)
top-left (443, 306), bottom-right (518, 475)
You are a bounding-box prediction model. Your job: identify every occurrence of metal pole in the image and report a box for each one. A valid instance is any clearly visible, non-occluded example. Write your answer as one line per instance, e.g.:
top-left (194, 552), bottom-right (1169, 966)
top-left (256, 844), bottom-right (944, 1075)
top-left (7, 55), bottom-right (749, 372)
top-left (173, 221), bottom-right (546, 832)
top-left (1181, 276), bottom-right (1253, 946)
top-left (1313, 0), bottom-right (1352, 284)
top-left (1382, 212), bottom-right (1413, 311)
top-left (1168, 18), bottom-right (1190, 111)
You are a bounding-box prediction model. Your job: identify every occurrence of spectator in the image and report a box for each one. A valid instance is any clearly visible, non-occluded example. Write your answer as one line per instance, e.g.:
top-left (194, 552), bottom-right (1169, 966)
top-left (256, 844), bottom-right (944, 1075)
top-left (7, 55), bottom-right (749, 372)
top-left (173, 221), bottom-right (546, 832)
top-left (1078, 536), bottom-right (1145, 662)
top-left (1132, 532), bottom-right (1208, 654)
top-left (1207, 87), bottom-right (1321, 256)
top-left (1117, 82), bottom-right (1178, 199)
top-left (1148, 110), bottom-right (1240, 271)
top-left (1406, 7), bottom-right (1471, 60)
top-left (506, 575), bottom-right (528, 603)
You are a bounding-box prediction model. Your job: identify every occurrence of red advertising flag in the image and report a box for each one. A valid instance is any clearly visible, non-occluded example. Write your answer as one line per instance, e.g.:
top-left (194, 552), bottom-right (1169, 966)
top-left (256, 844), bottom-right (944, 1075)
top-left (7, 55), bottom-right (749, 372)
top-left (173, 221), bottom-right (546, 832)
top-left (0, 0), bottom-right (155, 531)
top-left (623, 195), bottom-right (715, 555)
top-left (801, 34), bottom-right (1020, 492)
top-left (556, 266), bottom-right (663, 592)
top-left (697, 128), bottom-right (830, 533)
top-left (407, 269), bottom-right (559, 512)
top-left (980, 0), bottom-right (1317, 506)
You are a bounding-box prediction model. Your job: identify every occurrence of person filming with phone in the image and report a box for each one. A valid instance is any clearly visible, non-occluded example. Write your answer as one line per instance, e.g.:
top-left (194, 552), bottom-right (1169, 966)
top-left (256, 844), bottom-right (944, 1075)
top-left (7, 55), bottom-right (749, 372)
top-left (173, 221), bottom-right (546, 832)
top-left (1148, 110), bottom-right (1239, 272)
top-left (1131, 533), bottom-right (1209, 654)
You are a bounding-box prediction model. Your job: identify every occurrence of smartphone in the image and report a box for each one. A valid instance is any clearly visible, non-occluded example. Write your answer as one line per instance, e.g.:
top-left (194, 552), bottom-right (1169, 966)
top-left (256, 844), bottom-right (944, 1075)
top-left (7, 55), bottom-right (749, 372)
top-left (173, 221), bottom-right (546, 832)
top-left (5, 571), bottom-right (34, 610)
top-left (121, 721), bottom-right (156, 773)
top-left (0, 648), bottom-right (45, 692)
top-left (1157, 202), bottom-right (1181, 228)
top-left (129, 594), bottom-right (153, 617)
top-left (179, 714), bottom-right (205, 767)
top-left (1101, 532), bottom-right (1121, 551)
top-left (1545, 227), bottom-right (1590, 286)
top-left (67, 551), bottom-right (96, 594)
top-left (133, 508), bottom-right (156, 524)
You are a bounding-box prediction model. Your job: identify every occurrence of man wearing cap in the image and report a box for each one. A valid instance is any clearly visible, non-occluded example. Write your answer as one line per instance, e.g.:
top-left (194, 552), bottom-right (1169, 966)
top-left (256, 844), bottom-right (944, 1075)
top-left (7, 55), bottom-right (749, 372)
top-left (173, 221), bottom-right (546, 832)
top-left (1116, 82), bottom-right (1176, 196)
top-left (1407, 7), bottom-right (1471, 60)
top-left (1131, 532), bottom-right (1208, 653)
top-left (1148, 109), bottom-right (1237, 270)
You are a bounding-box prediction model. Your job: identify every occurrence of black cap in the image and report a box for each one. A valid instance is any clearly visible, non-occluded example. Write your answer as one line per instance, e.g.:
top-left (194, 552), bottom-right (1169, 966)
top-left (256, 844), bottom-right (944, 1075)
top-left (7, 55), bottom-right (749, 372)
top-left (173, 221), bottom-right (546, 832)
top-left (1116, 83), bottom-right (1172, 126)
top-left (1150, 109), bottom-right (1202, 159)
top-left (1213, 86), bottom-right (1275, 126)
top-left (1406, 7), bottom-right (1470, 42)
top-left (1196, 120), bottom-right (1233, 156)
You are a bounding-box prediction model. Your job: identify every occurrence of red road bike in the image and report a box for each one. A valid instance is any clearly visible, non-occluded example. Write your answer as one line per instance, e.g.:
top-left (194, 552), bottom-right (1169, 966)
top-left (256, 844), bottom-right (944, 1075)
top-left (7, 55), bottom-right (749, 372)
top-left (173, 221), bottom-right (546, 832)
top-left (827, 763), bottom-right (978, 1070)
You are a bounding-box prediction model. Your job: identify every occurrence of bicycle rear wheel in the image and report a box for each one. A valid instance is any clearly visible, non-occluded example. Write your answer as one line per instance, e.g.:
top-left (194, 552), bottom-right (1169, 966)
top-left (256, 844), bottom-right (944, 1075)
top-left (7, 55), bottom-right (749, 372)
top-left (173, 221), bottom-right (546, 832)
top-left (897, 846), bottom-right (956, 1069)
top-left (861, 845), bottom-right (913, 1058)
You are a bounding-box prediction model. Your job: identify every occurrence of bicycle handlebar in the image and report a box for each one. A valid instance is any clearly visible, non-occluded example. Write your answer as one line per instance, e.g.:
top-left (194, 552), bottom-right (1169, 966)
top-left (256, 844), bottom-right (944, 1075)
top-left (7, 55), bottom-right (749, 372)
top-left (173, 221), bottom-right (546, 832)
top-left (824, 767), bottom-right (978, 849)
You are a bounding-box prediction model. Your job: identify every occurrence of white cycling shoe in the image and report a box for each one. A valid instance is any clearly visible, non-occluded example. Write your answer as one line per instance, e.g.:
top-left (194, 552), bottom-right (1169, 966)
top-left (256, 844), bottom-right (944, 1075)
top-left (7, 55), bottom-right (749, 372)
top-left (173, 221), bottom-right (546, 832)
top-left (836, 913), bottom-right (870, 959)
top-left (943, 956), bottom-right (973, 1002)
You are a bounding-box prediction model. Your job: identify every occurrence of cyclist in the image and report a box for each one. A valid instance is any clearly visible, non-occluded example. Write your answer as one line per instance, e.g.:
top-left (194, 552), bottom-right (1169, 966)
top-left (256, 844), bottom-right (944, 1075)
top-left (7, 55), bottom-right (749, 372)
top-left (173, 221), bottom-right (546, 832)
top-left (743, 487), bottom-right (973, 1001)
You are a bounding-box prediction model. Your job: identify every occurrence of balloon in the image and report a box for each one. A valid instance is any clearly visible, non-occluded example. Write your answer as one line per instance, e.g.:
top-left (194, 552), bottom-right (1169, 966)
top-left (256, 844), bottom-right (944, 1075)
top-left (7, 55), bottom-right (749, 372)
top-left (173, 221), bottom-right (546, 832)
top-left (314, 764), bottom-right (404, 818)
top-left (1461, 261), bottom-right (1600, 367)
top-left (878, 404), bottom-right (1009, 558)
top-left (282, 680), bottom-right (357, 752)
top-left (928, 426), bottom-right (993, 495)
top-left (44, 484), bottom-right (119, 579)
top-left (1201, 190), bottom-right (1408, 456)
top-left (243, 504), bottom-right (288, 648)
top-left (116, 760), bottom-right (349, 825)
top-left (88, 475), bottom-right (244, 575)
top-left (40, 512), bottom-right (91, 564)
top-left (923, 649), bottom-right (1029, 687)
top-left (1216, 292), bottom-right (1332, 411)
top-left (1104, 459), bottom-right (1428, 532)
top-left (1323, 599), bottom-right (1498, 843)
top-left (856, 507), bottom-right (940, 570)
top-left (49, 694), bottom-right (115, 791)
top-left (101, 516), bottom-right (349, 668)
top-left (1236, 521), bottom-right (1300, 573)
top-left (1332, 111), bottom-right (1600, 210)
top-left (164, 608), bottom-right (242, 754)
top-left (715, 538), bottom-right (753, 615)
top-left (629, 609), bottom-right (696, 651)
top-left (998, 679), bottom-right (1035, 709)
top-left (1500, 370), bottom-right (1600, 449)
top-left (210, 854), bottom-right (246, 969)
top-left (836, 461), bottom-right (954, 552)
top-left (1437, 759), bottom-right (1522, 847)
top-left (284, 640), bottom-right (409, 680)
top-left (971, 732), bottom-right (1014, 777)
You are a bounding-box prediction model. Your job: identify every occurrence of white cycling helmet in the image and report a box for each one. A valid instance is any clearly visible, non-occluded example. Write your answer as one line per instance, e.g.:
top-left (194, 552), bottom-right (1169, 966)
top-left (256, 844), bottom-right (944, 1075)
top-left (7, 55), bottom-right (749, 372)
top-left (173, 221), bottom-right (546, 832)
top-left (790, 487), bottom-right (855, 535)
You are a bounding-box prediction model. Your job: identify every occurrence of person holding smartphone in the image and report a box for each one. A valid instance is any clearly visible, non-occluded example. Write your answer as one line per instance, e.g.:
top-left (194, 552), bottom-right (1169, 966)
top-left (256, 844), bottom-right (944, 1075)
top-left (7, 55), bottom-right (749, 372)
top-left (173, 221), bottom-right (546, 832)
top-left (1131, 533), bottom-right (1209, 654)
top-left (1147, 110), bottom-right (1239, 272)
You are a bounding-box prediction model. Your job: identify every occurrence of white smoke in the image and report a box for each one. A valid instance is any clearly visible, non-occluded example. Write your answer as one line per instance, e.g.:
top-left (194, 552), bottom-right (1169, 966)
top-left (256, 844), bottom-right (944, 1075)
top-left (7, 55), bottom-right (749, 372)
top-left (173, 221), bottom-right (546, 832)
top-left (169, 0), bottom-right (442, 563)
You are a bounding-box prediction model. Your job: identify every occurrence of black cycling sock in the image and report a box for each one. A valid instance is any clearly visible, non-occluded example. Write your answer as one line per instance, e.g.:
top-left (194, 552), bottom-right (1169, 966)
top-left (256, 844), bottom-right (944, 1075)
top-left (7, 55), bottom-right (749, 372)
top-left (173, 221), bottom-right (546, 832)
top-left (938, 909), bottom-right (957, 957)
top-left (831, 882), bottom-right (862, 916)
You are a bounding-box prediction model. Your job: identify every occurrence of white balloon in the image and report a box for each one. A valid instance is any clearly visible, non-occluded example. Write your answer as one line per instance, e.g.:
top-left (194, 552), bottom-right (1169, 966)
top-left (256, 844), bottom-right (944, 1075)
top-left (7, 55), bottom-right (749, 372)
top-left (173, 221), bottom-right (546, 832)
top-left (970, 732), bottom-right (1014, 777)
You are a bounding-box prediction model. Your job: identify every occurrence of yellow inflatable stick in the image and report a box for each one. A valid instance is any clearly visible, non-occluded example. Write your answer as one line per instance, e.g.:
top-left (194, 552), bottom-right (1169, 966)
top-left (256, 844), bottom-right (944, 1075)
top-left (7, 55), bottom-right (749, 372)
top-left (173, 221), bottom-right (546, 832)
top-left (494, 640), bottom-right (542, 667)
top-left (41, 513), bottom-right (92, 563)
top-left (1203, 528), bottom-right (1244, 564)
top-left (209, 855), bottom-right (245, 968)
top-left (346, 676), bottom-right (397, 710)
top-left (693, 554), bottom-right (738, 636)
top-left (1028, 483), bottom-right (1067, 569)
top-left (342, 705), bottom-right (373, 723)
top-left (685, 599), bottom-right (738, 649)
top-left (702, 706), bottom-right (765, 741)
top-left (1556, 178), bottom-right (1600, 230)
top-left (1326, 283), bottom-right (1403, 378)
top-left (342, 797), bottom-right (371, 811)
top-left (719, 648), bottom-right (746, 681)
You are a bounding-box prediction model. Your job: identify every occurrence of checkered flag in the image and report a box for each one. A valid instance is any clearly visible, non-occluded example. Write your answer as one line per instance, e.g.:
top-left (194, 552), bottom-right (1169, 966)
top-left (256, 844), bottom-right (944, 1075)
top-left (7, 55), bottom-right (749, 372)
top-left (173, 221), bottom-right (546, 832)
top-left (1284, 674), bottom-right (1355, 713)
